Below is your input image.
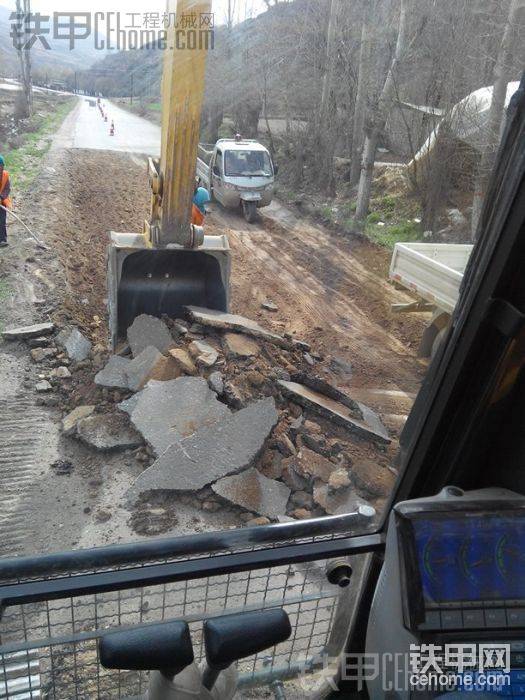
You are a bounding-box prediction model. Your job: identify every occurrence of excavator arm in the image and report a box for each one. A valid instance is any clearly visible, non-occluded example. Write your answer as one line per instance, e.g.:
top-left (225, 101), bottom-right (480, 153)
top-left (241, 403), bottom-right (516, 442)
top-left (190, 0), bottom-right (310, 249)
top-left (107, 0), bottom-right (230, 348)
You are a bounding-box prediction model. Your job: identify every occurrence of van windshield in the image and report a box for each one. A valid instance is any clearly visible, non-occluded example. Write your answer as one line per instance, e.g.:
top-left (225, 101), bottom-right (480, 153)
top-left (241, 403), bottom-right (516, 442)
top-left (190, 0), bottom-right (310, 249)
top-left (224, 149), bottom-right (273, 177)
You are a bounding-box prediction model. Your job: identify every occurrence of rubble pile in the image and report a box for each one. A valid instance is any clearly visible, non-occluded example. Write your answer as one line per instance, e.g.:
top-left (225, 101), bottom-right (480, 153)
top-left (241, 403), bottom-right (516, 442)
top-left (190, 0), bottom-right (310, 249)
top-left (3, 310), bottom-right (397, 529)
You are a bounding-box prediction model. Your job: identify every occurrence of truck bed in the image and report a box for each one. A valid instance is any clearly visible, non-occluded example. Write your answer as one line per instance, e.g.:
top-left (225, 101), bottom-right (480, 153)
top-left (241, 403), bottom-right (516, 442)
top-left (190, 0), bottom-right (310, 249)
top-left (389, 242), bottom-right (473, 314)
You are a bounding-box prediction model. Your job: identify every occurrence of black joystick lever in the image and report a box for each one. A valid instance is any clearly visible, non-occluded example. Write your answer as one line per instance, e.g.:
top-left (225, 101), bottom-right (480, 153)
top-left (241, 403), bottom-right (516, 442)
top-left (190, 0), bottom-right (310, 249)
top-left (99, 621), bottom-right (194, 679)
top-left (202, 609), bottom-right (292, 690)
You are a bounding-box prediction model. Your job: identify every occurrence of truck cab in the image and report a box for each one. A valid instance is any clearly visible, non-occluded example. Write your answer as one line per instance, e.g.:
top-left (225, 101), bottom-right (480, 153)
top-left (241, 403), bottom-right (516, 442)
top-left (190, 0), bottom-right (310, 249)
top-left (198, 137), bottom-right (276, 222)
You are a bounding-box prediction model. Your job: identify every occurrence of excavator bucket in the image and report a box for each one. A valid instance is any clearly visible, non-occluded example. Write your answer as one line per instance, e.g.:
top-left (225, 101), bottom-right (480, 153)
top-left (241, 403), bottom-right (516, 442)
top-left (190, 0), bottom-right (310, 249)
top-left (107, 232), bottom-right (230, 349)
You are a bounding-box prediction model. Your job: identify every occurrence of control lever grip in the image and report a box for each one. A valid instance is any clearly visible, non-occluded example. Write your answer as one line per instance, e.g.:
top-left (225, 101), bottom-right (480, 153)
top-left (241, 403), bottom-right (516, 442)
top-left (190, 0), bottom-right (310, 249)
top-left (99, 621), bottom-right (194, 675)
top-left (204, 609), bottom-right (292, 671)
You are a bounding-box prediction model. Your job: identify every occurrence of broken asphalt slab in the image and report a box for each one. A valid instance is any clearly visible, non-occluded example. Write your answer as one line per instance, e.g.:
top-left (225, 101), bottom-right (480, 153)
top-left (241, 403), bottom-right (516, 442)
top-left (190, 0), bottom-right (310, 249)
top-left (2, 322), bottom-right (54, 340)
top-left (278, 380), bottom-right (390, 444)
top-left (126, 397), bottom-right (278, 500)
top-left (95, 355), bottom-right (130, 390)
top-left (212, 468), bottom-right (291, 519)
top-left (185, 306), bottom-right (297, 350)
top-left (76, 413), bottom-right (143, 452)
top-left (127, 314), bottom-right (176, 357)
top-left (120, 376), bottom-right (231, 457)
top-left (223, 332), bottom-right (260, 358)
top-left (96, 347), bottom-right (181, 392)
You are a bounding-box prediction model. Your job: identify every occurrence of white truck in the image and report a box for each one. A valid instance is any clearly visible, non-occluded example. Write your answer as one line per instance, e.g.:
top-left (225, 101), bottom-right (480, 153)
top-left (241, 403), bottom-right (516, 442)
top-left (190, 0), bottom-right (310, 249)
top-left (389, 242), bottom-right (473, 357)
top-left (196, 137), bottom-right (277, 223)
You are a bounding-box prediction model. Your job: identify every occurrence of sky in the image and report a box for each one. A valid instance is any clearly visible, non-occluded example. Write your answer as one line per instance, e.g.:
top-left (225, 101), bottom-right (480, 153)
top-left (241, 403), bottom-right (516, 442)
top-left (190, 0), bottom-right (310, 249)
top-left (3, 0), bottom-right (267, 26)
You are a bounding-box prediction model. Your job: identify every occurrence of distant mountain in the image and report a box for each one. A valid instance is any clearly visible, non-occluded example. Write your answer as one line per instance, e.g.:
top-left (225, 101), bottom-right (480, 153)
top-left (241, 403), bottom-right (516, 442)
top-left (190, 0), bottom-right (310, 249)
top-left (0, 5), bottom-right (105, 78)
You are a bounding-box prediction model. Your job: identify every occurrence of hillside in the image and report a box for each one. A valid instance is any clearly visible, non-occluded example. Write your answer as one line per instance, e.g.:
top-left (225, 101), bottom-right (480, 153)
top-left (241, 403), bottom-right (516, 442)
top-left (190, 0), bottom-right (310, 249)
top-left (0, 5), bottom-right (104, 77)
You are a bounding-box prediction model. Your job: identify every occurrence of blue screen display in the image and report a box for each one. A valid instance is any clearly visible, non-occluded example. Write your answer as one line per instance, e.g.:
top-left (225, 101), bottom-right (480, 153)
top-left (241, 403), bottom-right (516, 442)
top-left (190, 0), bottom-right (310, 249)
top-left (412, 514), bottom-right (525, 603)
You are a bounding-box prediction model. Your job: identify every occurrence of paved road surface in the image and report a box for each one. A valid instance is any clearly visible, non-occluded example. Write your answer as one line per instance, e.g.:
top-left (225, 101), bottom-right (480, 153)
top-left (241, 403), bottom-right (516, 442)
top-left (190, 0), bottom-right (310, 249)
top-left (71, 96), bottom-right (161, 156)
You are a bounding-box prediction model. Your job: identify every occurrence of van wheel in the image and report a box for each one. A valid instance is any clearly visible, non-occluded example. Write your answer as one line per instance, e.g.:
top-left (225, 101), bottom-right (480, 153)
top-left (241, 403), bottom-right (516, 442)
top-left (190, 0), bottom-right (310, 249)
top-left (242, 201), bottom-right (258, 223)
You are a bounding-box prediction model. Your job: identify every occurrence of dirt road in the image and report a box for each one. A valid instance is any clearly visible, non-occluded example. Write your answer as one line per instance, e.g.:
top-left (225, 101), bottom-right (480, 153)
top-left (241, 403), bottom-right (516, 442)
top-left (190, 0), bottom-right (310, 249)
top-left (0, 99), bottom-right (426, 560)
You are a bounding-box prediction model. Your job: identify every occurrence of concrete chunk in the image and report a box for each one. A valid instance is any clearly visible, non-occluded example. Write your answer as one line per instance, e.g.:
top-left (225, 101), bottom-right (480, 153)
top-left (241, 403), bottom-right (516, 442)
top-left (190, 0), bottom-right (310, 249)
top-left (120, 376), bottom-right (230, 456)
top-left (208, 371), bottom-right (224, 395)
top-left (95, 356), bottom-right (131, 389)
top-left (223, 332), bottom-right (260, 358)
top-left (125, 346), bottom-right (170, 392)
top-left (2, 322), bottom-right (54, 340)
top-left (185, 306), bottom-right (294, 349)
top-left (77, 413), bottom-right (142, 452)
top-left (313, 482), bottom-right (372, 516)
top-left (168, 348), bottom-right (197, 375)
top-left (282, 447), bottom-right (335, 483)
top-left (56, 327), bottom-right (92, 362)
top-left (212, 468), bottom-right (290, 519)
top-left (188, 340), bottom-right (219, 367)
top-left (127, 397), bottom-right (278, 499)
top-left (278, 380), bottom-right (390, 444)
top-left (62, 405), bottom-right (95, 436)
top-left (127, 314), bottom-right (175, 357)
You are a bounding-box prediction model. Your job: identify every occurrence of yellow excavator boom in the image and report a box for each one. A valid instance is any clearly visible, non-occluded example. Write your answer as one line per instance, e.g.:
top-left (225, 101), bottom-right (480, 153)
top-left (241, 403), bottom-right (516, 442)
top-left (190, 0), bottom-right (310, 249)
top-left (107, 0), bottom-right (230, 348)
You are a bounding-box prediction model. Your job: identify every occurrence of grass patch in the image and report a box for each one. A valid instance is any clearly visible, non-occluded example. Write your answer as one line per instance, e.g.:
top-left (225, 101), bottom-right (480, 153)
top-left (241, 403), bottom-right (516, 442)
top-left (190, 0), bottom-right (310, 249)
top-left (365, 219), bottom-right (422, 249)
top-left (4, 98), bottom-right (75, 193)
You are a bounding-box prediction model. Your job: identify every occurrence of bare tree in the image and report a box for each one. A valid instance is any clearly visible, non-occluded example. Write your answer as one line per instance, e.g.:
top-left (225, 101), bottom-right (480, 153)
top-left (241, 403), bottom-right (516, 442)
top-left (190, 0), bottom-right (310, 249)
top-left (355, 0), bottom-right (410, 221)
top-left (15, 0), bottom-right (33, 117)
top-left (349, 1), bottom-right (374, 186)
top-left (471, 0), bottom-right (521, 238)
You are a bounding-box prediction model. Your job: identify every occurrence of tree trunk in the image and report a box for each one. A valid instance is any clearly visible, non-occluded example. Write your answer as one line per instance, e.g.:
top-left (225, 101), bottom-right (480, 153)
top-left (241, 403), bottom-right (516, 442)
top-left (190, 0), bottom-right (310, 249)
top-left (349, 2), bottom-right (373, 186)
top-left (471, 0), bottom-right (520, 239)
top-left (318, 0), bottom-right (344, 195)
top-left (355, 0), bottom-right (410, 221)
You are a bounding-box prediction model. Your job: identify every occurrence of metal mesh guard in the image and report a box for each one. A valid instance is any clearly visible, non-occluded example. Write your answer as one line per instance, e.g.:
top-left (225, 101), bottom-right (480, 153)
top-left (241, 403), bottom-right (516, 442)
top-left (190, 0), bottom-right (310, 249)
top-left (0, 511), bottom-right (381, 699)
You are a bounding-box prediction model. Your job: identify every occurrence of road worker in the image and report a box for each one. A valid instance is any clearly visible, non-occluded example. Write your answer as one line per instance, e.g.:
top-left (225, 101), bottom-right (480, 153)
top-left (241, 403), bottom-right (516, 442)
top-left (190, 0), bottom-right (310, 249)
top-left (0, 155), bottom-right (12, 247)
top-left (191, 185), bottom-right (210, 227)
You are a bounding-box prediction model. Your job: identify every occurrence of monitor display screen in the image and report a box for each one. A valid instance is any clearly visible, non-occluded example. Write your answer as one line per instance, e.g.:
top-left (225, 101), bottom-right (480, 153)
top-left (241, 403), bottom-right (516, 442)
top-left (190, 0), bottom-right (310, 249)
top-left (411, 513), bottom-right (525, 603)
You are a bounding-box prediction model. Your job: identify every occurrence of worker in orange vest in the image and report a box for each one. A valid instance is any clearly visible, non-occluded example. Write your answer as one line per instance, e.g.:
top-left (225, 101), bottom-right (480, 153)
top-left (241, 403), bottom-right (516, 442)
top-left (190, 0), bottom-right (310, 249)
top-left (191, 184), bottom-right (210, 227)
top-left (0, 155), bottom-right (12, 247)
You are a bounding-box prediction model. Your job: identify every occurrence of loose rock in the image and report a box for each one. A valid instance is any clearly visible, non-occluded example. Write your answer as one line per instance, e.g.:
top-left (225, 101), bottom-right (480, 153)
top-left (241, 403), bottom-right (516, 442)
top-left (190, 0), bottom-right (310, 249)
top-left (245, 516), bottom-right (271, 527)
top-left (223, 332), bottom-right (260, 358)
top-left (95, 356), bottom-right (130, 390)
top-left (313, 483), bottom-right (371, 516)
top-left (62, 405), bottom-right (96, 436)
top-left (50, 366), bottom-right (72, 379)
top-left (283, 447), bottom-right (336, 483)
top-left (291, 508), bottom-right (311, 520)
top-left (35, 380), bottom-right (52, 392)
top-left (77, 413), bottom-right (143, 452)
top-left (208, 371), bottom-right (224, 395)
top-left (168, 348), bottom-right (197, 375)
top-left (328, 469), bottom-right (351, 492)
top-left (30, 347), bottom-right (56, 363)
top-left (261, 301), bottom-right (278, 312)
top-left (56, 327), bottom-right (92, 362)
top-left (188, 340), bottom-right (219, 367)
top-left (351, 459), bottom-right (396, 497)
